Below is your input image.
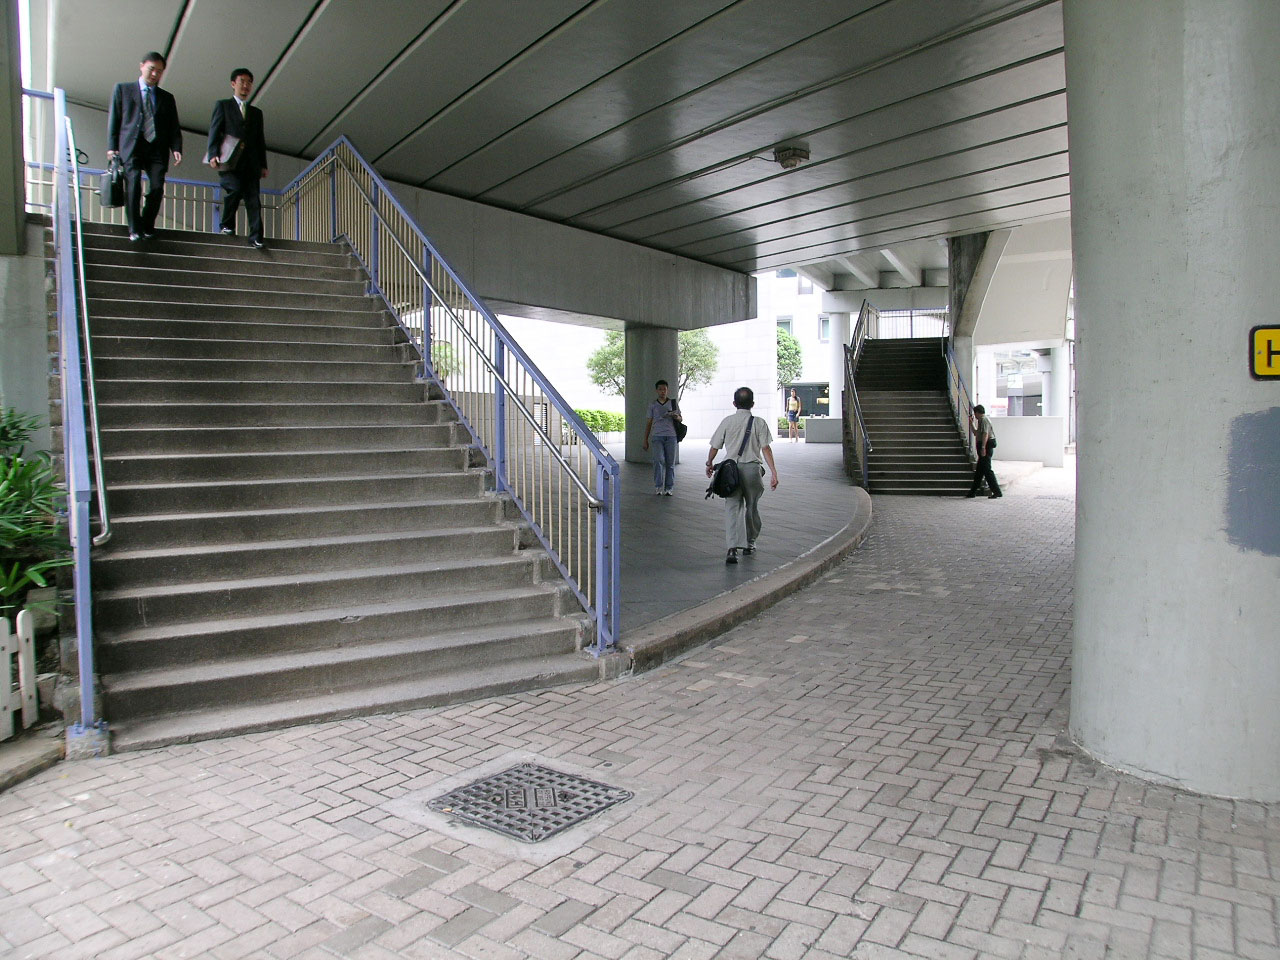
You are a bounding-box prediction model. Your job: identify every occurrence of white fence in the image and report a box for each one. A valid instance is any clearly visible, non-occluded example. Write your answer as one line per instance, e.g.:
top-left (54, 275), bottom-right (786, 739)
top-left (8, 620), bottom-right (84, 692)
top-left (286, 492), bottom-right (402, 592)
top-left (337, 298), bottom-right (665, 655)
top-left (2, 612), bottom-right (38, 741)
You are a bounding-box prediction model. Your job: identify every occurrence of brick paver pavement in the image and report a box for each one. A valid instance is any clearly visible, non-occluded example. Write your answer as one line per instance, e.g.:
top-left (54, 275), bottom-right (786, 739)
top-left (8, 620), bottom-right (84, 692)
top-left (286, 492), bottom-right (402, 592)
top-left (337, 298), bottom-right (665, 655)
top-left (2, 489), bottom-right (1277, 960)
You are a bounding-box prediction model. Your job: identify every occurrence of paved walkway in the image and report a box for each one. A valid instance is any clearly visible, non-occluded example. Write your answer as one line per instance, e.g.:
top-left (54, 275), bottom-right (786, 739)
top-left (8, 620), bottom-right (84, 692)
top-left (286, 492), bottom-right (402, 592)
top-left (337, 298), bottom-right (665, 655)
top-left (615, 440), bottom-right (859, 632)
top-left (3, 459), bottom-right (1278, 960)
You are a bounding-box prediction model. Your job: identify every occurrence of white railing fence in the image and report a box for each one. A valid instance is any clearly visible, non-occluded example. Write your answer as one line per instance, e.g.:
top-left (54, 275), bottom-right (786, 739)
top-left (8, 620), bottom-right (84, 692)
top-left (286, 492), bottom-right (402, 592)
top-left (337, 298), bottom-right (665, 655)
top-left (1, 612), bottom-right (38, 742)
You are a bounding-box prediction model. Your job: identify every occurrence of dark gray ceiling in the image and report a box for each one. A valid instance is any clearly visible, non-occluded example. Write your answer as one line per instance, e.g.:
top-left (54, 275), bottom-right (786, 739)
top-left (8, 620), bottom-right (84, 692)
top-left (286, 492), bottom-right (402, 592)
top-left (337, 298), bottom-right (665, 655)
top-left (46, 0), bottom-right (1068, 283)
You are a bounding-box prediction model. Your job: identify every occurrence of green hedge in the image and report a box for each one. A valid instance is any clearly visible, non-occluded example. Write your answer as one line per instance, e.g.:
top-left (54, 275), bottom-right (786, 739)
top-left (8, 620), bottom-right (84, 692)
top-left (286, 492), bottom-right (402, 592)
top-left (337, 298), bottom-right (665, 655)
top-left (574, 409), bottom-right (625, 433)
top-left (777, 416), bottom-right (805, 432)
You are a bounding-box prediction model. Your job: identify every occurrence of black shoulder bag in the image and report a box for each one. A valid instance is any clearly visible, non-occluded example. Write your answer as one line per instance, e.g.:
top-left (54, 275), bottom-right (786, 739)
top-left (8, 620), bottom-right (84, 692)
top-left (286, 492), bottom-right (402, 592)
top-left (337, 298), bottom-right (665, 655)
top-left (671, 399), bottom-right (688, 442)
top-left (706, 416), bottom-right (753, 499)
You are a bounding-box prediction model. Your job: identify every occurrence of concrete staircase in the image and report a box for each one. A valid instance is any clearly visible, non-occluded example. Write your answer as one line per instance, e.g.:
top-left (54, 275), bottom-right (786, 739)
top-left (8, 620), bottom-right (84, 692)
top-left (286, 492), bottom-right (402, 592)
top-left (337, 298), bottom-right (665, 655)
top-left (81, 223), bottom-right (598, 750)
top-left (855, 338), bottom-right (972, 495)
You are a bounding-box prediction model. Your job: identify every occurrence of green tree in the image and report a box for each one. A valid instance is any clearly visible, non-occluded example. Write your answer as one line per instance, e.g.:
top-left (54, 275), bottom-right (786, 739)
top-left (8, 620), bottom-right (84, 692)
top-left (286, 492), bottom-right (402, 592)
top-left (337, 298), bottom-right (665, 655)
top-left (585, 329), bottom-right (720, 400)
top-left (676, 329), bottom-right (718, 399)
top-left (585, 331), bottom-right (626, 396)
top-left (777, 326), bottom-right (802, 388)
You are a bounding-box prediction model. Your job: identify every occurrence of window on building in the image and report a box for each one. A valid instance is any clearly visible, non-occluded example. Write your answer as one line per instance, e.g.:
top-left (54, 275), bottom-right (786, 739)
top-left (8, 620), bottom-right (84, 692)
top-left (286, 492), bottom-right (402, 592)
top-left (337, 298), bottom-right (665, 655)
top-left (776, 316), bottom-right (793, 335)
top-left (775, 268), bottom-right (797, 279)
top-left (819, 315), bottom-right (830, 342)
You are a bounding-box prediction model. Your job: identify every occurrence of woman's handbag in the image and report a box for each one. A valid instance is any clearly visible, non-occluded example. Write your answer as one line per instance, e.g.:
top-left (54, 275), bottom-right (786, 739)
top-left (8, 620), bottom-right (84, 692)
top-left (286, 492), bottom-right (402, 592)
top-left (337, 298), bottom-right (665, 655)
top-left (705, 416), bottom-right (754, 499)
top-left (99, 156), bottom-right (124, 208)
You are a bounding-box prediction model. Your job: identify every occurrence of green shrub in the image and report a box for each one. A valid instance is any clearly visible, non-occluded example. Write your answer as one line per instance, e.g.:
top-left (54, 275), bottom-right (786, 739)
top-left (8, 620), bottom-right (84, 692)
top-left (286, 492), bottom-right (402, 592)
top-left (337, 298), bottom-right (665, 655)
top-left (0, 411), bottom-right (70, 619)
top-left (777, 416), bottom-right (805, 432)
top-left (574, 409), bottom-right (625, 434)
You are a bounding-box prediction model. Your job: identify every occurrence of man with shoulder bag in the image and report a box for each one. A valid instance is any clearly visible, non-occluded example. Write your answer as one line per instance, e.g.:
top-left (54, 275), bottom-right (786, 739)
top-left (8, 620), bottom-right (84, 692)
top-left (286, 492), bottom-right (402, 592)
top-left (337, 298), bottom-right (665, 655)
top-left (965, 404), bottom-right (1002, 499)
top-left (705, 387), bottom-right (779, 564)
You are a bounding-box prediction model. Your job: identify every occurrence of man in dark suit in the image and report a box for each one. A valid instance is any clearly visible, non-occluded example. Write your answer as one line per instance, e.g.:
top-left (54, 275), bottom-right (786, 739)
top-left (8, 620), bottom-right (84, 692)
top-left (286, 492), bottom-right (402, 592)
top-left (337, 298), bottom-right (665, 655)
top-left (107, 52), bottom-right (183, 241)
top-left (206, 68), bottom-right (269, 249)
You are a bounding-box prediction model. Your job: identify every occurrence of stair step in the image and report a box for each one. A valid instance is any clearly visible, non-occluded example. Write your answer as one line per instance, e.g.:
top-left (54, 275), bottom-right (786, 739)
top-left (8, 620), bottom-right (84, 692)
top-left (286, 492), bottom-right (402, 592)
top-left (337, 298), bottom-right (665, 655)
top-left (92, 316), bottom-right (403, 346)
top-left (106, 497), bottom-right (505, 550)
top-left (95, 379), bottom-right (429, 407)
top-left (87, 279), bottom-right (374, 312)
top-left (100, 422), bottom-right (453, 455)
top-left (95, 553), bottom-right (549, 630)
top-left (94, 524), bottom-right (520, 588)
top-left (103, 446), bottom-right (468, 483)
top-left (96, 400), bottom-right (444, 428)
top-left (96, 356), bottom-right (420, 383)
top-left (88, 298), bottom-right (387, 325)
top-left (80, 226), bottom-right (353, 261)
top-left (108, 471), bottom-right (487, 514)
top-left (84, 249), bottom-right (362, 281)
top-left (107, 654), bottom-right (599, 752)
top-left (94, 333), bottom-right (418, 364)
top-left (103, 618), bottom-right (581, 721)
top-left (86, 264), bottom-right (366, 296)
top-left (98, 585), bottom-right (565, 671)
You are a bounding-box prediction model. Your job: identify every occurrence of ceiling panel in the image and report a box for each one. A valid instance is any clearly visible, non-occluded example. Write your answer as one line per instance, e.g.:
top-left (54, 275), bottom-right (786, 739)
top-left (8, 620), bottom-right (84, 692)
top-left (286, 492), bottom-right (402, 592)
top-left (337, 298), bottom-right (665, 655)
top-left (572, 60), bottom-right (1067, 235)
top-left (421, 0), bottom-right (885, 196)
top-left (36, 0), bottom-right (1070, 283)
top-left (253, 0), bottom-right (455, 155)
top-left (645, 127), bottom-right (1069, 250)
top-left (162, 0), bottom-right (316, 125)
top-left (505, 3), bottom-right (1065, 220)
top-left (376, 0), bottom-right (738, 184)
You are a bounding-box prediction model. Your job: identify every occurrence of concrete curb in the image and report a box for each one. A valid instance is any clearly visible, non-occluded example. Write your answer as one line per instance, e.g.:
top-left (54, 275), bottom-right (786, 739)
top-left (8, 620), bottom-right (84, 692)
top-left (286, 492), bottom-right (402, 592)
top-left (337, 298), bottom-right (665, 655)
top-left (620, 487), bottom-right (873, 673)
top-left (0, 729), bottom-right (64, 795)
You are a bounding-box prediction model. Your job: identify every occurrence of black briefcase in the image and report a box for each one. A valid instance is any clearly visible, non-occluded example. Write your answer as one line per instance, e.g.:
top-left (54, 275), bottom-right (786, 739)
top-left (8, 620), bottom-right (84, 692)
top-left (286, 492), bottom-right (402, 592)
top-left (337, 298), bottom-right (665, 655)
top-left (99, 156), bottom-right (124, 208)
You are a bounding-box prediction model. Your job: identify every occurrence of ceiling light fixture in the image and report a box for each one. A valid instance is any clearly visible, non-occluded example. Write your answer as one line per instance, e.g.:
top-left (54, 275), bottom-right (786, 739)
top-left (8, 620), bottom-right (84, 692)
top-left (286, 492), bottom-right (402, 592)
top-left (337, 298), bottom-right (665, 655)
top-left (773, 145), bottom-right (810, 169)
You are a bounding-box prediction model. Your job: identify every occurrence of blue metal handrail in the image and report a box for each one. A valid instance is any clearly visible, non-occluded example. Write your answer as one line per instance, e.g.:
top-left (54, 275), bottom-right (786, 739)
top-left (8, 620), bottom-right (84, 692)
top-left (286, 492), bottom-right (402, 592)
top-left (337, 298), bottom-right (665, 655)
top-left (280, 138), bottom-right (621, 653)
top-left (49, 90), bottom-right (104, 742)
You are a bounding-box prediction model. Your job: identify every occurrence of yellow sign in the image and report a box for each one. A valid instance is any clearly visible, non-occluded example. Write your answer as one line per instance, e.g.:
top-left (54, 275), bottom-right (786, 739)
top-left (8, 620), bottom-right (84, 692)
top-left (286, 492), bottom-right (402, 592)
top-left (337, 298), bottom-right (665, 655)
top-left (1252, 326), bottom-right (1280, 380)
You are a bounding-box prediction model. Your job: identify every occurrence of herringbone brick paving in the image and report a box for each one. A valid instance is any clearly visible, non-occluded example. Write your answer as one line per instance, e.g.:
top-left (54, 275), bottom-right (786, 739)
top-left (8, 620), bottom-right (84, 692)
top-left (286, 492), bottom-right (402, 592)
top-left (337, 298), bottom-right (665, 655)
top-left (2, 488), bottom-right (1277, 959)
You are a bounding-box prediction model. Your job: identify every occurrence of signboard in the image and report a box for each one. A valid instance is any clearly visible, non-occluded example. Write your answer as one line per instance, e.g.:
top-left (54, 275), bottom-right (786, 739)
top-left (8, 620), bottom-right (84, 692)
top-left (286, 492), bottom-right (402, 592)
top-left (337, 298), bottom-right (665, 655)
top-left (1251, 326), bottom-right (1280, 380)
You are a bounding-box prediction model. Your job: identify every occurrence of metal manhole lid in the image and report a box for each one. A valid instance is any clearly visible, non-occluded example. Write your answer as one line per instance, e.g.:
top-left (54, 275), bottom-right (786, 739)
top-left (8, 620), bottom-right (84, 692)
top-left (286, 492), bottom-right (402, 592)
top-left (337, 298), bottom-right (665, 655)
top-left (426, 763), bottom-right (633, 843)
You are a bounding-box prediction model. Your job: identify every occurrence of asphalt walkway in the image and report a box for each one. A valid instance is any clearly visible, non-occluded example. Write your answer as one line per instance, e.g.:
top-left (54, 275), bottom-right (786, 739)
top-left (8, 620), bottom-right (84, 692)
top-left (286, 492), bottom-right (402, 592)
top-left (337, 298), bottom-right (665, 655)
top-left (3, 456), bottom-right (1277, 960)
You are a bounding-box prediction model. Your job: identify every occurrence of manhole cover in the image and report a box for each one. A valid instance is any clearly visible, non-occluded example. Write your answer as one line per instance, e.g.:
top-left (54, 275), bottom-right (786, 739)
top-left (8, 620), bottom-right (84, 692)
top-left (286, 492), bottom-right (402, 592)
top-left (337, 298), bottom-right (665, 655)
top-left (426, 763), bottom-right (633, 843)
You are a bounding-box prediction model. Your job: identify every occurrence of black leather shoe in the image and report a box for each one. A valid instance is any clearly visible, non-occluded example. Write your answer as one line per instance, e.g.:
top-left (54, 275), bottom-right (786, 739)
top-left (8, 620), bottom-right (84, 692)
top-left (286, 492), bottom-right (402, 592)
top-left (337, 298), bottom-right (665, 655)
top-left (742, 545), bottom-right (755, 555)
top-left (725, 549), bottom-right (738, 565)
top-left (988, 492), bottom-right (1002, 499)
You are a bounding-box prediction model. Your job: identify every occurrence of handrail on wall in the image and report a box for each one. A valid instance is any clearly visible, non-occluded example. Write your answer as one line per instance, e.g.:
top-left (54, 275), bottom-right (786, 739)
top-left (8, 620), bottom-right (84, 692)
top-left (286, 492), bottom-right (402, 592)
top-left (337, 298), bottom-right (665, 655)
top-left (279, 137), bottom-right (621, 653)
top-left (842, 299), bottom-right (875, 488)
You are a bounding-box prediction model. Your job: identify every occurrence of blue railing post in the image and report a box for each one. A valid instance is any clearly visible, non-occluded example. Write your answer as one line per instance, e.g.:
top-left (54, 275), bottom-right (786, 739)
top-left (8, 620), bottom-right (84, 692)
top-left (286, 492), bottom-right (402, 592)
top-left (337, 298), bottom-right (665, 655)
top-left (328, 161), bottom-right (338, 241)
top-left (369, 181), bottom-right (379, 295)
top-left (494, 340), bottom-right (507, 490)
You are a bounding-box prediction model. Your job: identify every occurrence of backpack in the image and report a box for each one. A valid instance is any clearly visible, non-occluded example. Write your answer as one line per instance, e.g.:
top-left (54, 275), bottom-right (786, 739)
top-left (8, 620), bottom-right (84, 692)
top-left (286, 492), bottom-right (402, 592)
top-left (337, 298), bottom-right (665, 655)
top-left (705, 416), bottom-right (754, 499)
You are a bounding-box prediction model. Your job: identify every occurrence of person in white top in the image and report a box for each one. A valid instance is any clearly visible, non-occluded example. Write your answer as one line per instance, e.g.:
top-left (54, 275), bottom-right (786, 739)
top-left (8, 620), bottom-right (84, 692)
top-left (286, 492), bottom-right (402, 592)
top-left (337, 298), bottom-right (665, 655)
top-left (706, 387), bottom-right (779, 564)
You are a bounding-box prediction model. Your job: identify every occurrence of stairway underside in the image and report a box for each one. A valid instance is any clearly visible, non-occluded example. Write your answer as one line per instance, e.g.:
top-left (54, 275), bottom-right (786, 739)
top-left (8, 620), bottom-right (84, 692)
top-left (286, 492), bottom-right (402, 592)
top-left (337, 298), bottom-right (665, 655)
top-left (76, 224), bottom-right (598, 751)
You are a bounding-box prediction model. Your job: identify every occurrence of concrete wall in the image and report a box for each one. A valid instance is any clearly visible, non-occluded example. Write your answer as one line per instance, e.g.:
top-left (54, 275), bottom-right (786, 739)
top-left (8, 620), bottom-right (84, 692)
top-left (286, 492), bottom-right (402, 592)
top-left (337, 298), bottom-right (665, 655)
top-left (990, 415), bottom-right (1065, 467)
top-left (0, 221), bottom-right (50, 451)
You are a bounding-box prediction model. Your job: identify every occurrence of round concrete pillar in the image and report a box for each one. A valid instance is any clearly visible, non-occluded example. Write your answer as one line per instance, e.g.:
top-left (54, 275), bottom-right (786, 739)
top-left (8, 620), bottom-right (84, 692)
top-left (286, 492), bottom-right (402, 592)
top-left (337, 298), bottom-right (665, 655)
top-left (623, 326), bottom-right (679, 464)
top-left (827, 312), bottom-right (850, 420)
top-left (1065, 0), bottom-right (1280, 798)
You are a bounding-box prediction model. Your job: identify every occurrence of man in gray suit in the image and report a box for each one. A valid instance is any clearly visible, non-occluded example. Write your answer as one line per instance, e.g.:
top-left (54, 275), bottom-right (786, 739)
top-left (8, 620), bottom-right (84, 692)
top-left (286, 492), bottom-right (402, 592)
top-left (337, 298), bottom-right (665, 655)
top-left (107, 52), bottom-right (183, 241)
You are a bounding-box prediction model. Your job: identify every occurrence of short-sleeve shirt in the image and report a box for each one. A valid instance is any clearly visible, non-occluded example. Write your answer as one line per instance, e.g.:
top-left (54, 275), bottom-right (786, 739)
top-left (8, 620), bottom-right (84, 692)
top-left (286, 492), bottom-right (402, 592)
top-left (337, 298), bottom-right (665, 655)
top-left (710, 409), bottom-right (773, 464)
top-left (648, 399), bottom-right (678, 438)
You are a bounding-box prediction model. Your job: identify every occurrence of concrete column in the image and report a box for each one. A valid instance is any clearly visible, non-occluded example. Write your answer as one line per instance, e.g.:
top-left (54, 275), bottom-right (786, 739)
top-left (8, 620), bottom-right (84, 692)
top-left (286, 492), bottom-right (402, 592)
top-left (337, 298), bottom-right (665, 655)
top-left (1, 0), bottom-right (26, 256)
top-left (827, 312), bottom-right (850, 420)
top-left (1065, 0), bottom-right (1280, 799)
top-left (623, 326), bottom-right (678, 464)
top-left (1047, 345), bottom-right (1071, 421)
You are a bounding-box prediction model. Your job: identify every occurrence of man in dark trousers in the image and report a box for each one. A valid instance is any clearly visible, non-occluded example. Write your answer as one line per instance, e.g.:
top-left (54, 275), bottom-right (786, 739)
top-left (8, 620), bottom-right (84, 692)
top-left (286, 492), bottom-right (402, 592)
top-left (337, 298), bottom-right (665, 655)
top-left (107, 52), bottom-right (183, 241)
top-left (206, 68), bottom-right (269, 249)
top-left (965, 404), bottom-right (1003, 499)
